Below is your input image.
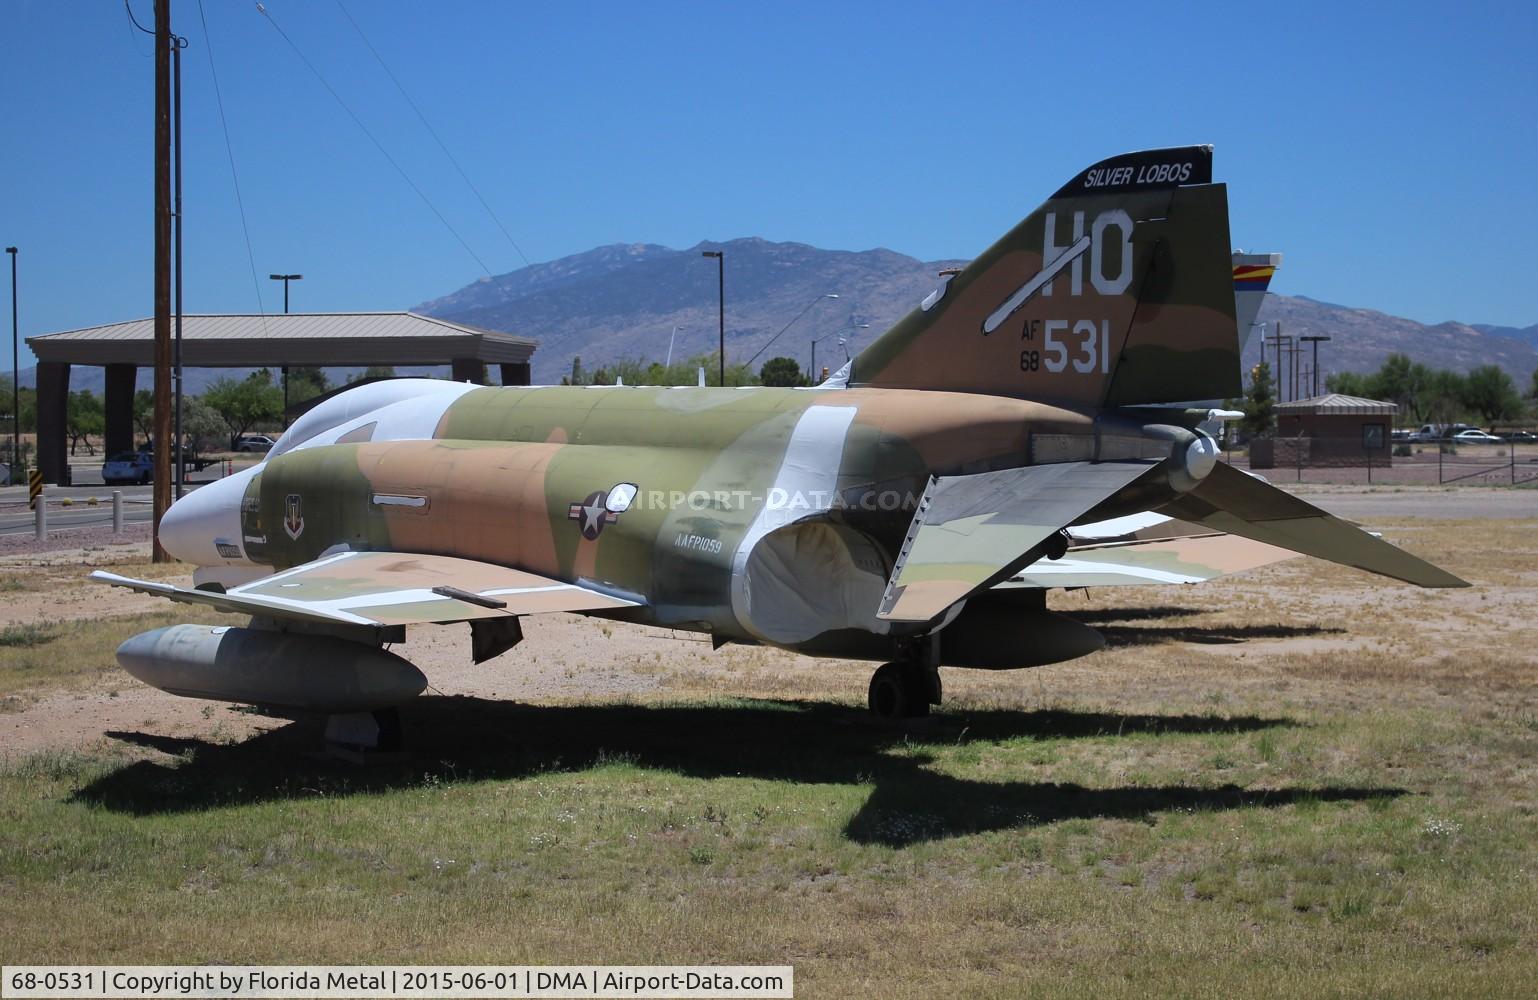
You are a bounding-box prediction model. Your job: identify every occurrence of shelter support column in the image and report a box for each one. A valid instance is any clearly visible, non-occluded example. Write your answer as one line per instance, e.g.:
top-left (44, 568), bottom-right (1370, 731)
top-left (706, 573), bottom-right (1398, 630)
top-left (499, 362), bottom-right (530, 386)
top-left (104, 363), bottom-right (137, 457)
top-left (36, 361), bottom-right (70, 485)
top-left (451, 358), bottom-right (487, 385)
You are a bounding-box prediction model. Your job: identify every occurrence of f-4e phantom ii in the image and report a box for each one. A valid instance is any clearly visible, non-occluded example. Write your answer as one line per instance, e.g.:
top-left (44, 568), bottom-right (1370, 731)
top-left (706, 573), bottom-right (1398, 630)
top-left (96, 145), bottom-right (1464, 747)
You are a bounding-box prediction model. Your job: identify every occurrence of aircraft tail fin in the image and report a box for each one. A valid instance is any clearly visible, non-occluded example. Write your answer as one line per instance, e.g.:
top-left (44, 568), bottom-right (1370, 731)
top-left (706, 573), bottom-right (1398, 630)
top-left (852, 146), bottom-right (1240, 410)
top-left (1233, 251), bottom-right (1282, 355)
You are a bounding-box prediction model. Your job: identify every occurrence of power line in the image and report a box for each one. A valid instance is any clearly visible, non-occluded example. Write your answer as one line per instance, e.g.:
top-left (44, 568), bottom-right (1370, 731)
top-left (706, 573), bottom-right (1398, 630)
top-left (124, 0), bottom-right (153, 34)
top-left (198, 0), bottom-right (272, 335)
top-left (334, 0), bottom-right (531, 269)
top-left (255, 2), bottom-right (495, 278)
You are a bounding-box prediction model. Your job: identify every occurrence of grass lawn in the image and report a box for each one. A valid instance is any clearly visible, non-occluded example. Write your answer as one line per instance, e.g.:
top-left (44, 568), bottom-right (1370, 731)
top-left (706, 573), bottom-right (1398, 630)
top-left (1, 519), bottom-right (1536, 997)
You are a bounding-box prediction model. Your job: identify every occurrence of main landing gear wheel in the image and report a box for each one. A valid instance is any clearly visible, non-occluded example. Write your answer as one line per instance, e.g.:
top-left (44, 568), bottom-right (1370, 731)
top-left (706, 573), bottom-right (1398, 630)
top-left (868, 661), bottom-right (934, 720)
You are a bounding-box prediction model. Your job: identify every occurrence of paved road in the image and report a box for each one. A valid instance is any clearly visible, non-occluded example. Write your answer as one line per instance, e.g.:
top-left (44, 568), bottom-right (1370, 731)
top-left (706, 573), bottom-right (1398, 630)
top-left (0, 486), bottom-right (158, 536)
top-left (1292, 487), bottom-right (1538, 521)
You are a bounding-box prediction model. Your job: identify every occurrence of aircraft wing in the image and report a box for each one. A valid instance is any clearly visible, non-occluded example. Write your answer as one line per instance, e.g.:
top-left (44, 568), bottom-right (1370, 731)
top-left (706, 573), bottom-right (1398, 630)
top-left (91, 550), bottom-right (639, 627)
top-left (1155, 461), bottom-right (1468, 587)
top-left (877, 461), bottom-right (1156, 621)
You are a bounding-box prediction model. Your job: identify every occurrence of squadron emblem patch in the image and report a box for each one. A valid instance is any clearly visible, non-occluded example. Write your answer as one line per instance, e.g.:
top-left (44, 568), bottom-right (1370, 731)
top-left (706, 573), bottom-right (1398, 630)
top-left (283, 493), bottom-right (305, 540)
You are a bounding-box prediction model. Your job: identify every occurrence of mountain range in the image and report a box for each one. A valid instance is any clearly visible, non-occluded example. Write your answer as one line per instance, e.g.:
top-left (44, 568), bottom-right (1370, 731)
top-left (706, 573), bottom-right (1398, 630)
top-left (18, 237), bottom-right (1537, 396)
top-left (417, 238), bottom-right (1538, 391)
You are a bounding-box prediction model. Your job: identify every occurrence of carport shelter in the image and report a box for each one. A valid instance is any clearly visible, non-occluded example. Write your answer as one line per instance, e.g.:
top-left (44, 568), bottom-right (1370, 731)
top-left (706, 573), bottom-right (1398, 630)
top-left (25, 312), bottom-right (535, 484)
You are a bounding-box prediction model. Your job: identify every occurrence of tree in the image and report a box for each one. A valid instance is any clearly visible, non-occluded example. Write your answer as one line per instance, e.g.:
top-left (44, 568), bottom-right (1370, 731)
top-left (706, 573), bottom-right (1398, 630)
top-left (1325, 371), bottom-right (1372, 397)
top-left (286, 366), bottom-right (331, 406)
top-left (1241, 361), bottom-right (1276, 438)
top-left (14, 387), bottom-right (36, 435)
top-left (66, 390), bottom-right (105, 456)
top-left (132, 389), bottom-right (155, 444)
top-left (1460, 365), bottom-right (1523, 425)
top-left (202, 371), bottom-right (283, 449)
top-left (1530, 368), bottom-right (1538, 401)
top-left (759, 356), bottom-right (805, 387)
top-left (1423, 369), bottom-right (1467, 425)
top-left (181, 398), bottom-right (227, 457)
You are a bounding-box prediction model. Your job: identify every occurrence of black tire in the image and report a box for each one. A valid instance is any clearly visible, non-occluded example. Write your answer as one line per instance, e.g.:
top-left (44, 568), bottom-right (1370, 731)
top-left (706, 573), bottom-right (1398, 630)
top-left (868, 662), bottom-right (930, 720)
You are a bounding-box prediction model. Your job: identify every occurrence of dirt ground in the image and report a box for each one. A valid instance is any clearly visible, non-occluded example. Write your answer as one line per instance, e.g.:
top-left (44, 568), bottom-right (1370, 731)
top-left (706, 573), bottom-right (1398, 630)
top-left (0, 485), bottom-right (1529, 761)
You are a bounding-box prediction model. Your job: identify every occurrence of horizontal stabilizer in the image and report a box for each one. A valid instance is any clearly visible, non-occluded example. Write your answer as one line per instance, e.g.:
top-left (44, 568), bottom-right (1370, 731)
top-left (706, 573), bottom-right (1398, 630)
top-left (1000, 531), bottom-right (1298, 589)
top-left (878, 461), bottom-right (1154, 621)
top-left (1156, 461), bottom-right (1467, 588)
top-left (92, 550), bottom-right (639, 627)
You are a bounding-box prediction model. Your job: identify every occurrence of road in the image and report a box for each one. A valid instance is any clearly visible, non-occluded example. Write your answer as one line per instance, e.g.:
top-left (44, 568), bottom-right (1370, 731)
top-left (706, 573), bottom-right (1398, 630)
top-left (0, 455), bottom-right (259, 537)
top-left (0, 485), bottom-right (159, 536)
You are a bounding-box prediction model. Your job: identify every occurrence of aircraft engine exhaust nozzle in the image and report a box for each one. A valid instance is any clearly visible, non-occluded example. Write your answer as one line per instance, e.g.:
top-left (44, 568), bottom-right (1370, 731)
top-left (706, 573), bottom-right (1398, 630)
top-left (116, 624), bottom-right (427, 713)
top-left (1185, 435), bottom-right (1219, 482)
top-left (1138, 424), bottom-right (1220, 494)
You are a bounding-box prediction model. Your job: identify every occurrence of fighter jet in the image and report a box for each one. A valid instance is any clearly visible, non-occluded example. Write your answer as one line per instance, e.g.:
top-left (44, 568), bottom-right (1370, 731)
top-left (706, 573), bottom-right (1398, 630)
top-left (95, 145), bottom-right (1463, 747)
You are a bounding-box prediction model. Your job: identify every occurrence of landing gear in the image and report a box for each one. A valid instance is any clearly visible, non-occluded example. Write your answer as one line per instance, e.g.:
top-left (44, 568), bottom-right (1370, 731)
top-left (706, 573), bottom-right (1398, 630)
top-left (868, 660), bottom-right (941, 720)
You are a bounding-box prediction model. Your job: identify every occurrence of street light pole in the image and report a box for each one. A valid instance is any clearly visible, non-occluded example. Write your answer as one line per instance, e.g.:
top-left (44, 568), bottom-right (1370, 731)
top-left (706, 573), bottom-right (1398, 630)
top-left (269, 273), bottom-right (302, 425)
top-left (811, 323), bottom-right (868, 385)
top-left (6, 247), bottom-right (16, 482)
top-left (746, 293), bottom-right (838, 368)
top-left (1300, 335), bottom-right (1331, 397)
top-left (701, 251), bottom-right (723, 386)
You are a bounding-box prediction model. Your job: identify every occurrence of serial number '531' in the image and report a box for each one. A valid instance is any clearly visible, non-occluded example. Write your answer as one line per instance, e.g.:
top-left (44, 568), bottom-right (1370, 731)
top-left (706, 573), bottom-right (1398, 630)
top-left (1020, 319), bottom-right (1111, 374)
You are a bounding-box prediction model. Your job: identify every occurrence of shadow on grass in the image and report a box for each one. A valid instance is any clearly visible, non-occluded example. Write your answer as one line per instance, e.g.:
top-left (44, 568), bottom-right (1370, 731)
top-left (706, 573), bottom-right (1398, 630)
top-left (1099, 622), bottom-right (1348, 647)
top-left (1065, 605), bottom-right (1207, 624)
top-left (75, 697), bottom-right (1394, 846)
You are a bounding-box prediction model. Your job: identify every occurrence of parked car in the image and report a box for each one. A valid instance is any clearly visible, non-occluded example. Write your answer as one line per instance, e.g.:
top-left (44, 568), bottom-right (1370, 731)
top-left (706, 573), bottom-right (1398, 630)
top-left (1412, 423), bottom-right (1479, 442)
top-left (102, 451), bottom-right (154, 485)
top-left (1452, 430), bottom-right (1504, 445)
top-left (234, 434), bottom-right (277, 453)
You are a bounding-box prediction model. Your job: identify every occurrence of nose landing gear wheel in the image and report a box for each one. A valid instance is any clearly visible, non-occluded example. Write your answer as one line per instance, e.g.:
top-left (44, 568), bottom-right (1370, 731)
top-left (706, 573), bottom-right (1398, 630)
top-left (868, 661), bottom-right (933, 720)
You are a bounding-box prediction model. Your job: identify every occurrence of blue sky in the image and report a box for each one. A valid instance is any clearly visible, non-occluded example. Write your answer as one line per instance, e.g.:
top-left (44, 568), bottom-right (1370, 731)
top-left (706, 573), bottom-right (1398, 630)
top-left (2, 1), bottom-right (1534, 369)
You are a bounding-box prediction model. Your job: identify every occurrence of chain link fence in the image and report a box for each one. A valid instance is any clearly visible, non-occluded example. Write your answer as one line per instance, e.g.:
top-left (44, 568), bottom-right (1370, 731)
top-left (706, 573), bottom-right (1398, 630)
top-left (1224, 434), bottom-right (1538, 486)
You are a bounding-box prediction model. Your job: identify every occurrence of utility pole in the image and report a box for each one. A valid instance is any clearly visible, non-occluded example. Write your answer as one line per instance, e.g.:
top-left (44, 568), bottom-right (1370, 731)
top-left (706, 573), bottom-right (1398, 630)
top-left (269, 274), bottom-right (302, 426)
top-left (172, 28), bottom-right (186, 500)
top-left (6, 247), bottom-right (16, 484)
top-left (152, 0), bottom-right (172, 562)
top-left (1264, 327), bottom-right (1294, 404)
top-left (701, 251), bottom-right (723, 386)
top-left (1300, 335), bottom-right (1331, 397)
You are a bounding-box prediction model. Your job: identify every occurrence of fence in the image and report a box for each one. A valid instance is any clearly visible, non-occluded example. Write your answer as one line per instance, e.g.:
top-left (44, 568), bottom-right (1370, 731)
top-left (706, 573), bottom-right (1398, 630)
top-left (1227, 434), bottom-right (1538, 486)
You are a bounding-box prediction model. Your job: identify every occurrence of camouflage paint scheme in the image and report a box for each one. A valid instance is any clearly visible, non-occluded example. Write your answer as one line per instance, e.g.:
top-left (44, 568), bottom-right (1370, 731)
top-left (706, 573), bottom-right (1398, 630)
top-left (101, 146), bottom-right (1464, 687)
top-left (235, 385), bottom-right (1099, 647)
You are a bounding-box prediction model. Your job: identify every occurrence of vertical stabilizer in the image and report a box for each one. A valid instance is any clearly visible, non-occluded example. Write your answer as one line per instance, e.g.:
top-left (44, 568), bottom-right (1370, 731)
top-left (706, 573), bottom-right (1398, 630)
top-left (853, 146), bottom-right (1239, 409)
top-left (1233, 251), bottom-right (1282, 355)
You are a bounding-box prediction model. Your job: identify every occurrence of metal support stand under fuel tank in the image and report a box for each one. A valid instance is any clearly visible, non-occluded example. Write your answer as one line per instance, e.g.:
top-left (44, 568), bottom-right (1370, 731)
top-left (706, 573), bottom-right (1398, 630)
top-left (323, 708), bottom-right (406, 765)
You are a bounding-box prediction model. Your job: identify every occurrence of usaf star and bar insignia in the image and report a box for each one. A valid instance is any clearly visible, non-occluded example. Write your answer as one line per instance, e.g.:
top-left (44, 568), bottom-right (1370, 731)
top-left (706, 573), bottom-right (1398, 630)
top-left (567, 483), bottom-right (638, 541)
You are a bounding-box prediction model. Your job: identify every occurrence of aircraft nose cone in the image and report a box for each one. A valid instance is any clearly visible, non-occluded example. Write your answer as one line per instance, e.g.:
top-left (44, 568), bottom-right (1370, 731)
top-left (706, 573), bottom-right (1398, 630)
top-left (159, 466), bottom-right (258, 565)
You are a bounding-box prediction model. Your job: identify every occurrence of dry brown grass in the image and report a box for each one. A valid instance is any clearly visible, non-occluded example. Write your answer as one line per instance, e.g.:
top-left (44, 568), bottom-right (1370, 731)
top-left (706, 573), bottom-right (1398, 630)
top-left (0, 519), bottom-right (1535, 996)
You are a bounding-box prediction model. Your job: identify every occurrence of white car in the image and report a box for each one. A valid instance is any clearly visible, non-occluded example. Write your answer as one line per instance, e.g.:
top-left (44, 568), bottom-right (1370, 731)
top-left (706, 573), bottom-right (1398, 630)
top-left (1452, 430), bottom-right (1503, 444)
